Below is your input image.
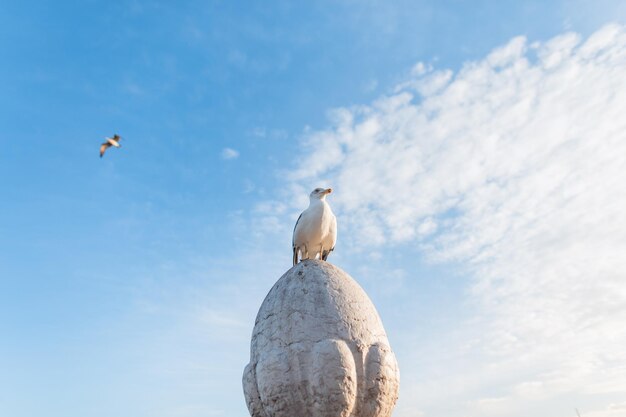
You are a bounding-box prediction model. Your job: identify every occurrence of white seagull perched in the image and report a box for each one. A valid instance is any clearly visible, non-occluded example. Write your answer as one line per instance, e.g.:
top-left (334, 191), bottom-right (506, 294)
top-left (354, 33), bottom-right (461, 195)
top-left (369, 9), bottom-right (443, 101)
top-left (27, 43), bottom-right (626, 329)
top-left (100, 134), bottom-right (121, 158)
top-left (292, 187), bottom-right (337, 265)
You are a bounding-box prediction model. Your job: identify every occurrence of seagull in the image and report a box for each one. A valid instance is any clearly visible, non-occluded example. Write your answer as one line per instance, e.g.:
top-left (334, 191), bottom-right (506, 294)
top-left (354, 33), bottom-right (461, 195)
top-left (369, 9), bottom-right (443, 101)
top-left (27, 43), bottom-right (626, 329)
top-left (292, 187), bottom-right (337, 266)
top-left (100, 134), bottom-right (122, 158)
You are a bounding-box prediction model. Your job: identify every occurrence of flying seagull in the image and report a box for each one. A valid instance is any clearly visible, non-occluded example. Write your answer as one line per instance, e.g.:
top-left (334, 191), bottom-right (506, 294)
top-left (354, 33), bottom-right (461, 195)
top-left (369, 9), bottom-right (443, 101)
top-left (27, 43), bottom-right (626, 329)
top-left (292, 187), bottom-right (337, 266)
top-left (100, 134), bottom-right (121, 158)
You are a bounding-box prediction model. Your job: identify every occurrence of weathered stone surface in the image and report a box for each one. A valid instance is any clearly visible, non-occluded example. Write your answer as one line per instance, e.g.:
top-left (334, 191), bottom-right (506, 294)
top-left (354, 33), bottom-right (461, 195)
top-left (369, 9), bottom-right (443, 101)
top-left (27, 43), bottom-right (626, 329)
top-left (243, 260), bottom-right (399, 417)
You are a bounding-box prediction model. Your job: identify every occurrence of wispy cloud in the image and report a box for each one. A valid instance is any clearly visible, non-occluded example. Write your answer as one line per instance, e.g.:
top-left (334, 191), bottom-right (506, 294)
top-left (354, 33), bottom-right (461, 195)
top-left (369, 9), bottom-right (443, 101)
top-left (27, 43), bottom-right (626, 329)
top-left (248, 127), bottom-right (288, 140)
top-left (263, 24), bottom-right (626, 417)
top-left (220, 147), bottom-right (239, 160)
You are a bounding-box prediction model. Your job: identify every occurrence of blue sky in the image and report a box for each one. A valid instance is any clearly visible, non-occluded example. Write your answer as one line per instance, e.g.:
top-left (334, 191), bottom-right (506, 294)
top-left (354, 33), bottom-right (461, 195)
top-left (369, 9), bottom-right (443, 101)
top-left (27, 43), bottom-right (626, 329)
top-left (2, 1), bottom-right (626, 417)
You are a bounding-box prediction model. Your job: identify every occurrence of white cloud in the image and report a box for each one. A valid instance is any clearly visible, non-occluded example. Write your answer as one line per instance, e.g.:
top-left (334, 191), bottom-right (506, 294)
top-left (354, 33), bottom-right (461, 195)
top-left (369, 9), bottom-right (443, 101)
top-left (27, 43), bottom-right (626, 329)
top-left (609, 402), bottom-right (626, 411)
top-left (273, 24), bottom-right (626, 417)
top-left (220, 147), bottom-right (239, 160)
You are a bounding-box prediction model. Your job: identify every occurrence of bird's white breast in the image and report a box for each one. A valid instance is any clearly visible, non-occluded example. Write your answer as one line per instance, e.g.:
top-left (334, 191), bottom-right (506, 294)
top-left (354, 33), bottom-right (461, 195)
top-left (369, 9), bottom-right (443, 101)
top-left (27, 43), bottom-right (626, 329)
top-left (294, 201), bottom-right (336, 249)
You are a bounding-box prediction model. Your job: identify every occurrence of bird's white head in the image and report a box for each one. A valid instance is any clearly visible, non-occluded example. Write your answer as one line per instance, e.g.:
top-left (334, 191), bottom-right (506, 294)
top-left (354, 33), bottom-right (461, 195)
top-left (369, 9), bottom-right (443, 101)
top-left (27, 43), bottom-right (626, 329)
top-left (310, 187), bottom-right (333, 201)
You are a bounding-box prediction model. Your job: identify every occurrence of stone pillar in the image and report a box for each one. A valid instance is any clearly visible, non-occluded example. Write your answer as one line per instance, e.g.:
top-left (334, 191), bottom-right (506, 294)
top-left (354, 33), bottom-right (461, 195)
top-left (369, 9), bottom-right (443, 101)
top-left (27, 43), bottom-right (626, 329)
top-left (243, 260), bottom-right (400, 417)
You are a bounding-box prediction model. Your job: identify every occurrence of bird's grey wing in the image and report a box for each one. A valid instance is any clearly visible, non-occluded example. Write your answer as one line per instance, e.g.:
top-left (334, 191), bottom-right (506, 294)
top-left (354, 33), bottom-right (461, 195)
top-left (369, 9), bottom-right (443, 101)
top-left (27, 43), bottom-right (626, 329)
top-left (292, 213), bottom-right (303, 247)
top-left (99, 143), bottom-right (110, 157)
top-left (329, 214), bottom-right (337, 249)
top-left (321, 248), bottom-right (333, 260)
top-left (326, 216), bottom-right (337, 260)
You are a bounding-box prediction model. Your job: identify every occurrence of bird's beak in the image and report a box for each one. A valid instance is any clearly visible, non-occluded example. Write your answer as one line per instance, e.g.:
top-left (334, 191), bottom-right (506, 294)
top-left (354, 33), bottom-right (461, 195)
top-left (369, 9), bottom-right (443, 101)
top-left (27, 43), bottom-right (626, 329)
top-left (324, 188), bottom-right (333, 195)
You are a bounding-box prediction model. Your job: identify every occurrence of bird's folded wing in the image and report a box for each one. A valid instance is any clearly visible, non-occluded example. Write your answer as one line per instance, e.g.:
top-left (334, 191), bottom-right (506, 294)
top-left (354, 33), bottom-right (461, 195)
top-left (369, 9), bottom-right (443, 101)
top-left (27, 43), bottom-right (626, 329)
top-left (292, 213), bottom-right (303, 246)
top-left (329, 215), bottom-right (338, 247)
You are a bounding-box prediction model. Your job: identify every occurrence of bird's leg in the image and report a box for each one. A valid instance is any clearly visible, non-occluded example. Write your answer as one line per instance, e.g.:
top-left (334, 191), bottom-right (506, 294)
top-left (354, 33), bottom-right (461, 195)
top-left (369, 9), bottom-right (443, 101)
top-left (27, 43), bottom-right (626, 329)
top-left (293, 247), bottom-right (298, 266)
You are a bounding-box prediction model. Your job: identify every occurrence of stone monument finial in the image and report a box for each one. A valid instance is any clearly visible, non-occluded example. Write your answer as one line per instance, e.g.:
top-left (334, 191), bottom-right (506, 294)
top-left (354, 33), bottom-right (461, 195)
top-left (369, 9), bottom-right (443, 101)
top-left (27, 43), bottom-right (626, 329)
top-left (243, 260), bottom-right (400, 417)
